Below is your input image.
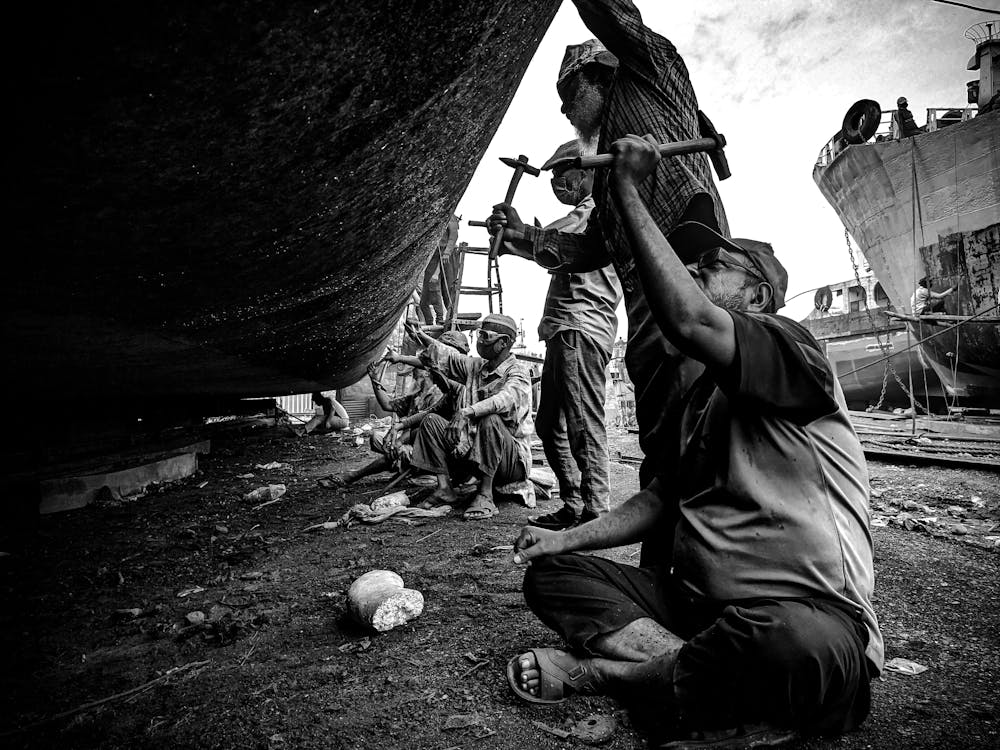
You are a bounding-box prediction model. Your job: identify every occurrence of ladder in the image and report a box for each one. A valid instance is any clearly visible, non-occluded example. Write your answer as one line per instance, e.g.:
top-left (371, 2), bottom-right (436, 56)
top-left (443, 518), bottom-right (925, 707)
top-left (443, 242), bottom-right (503, 330)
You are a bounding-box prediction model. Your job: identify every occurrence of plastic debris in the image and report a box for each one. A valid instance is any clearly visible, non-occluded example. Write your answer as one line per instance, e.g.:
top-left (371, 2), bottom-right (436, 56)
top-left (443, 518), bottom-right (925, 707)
top-left (885, 657), bottom-right (928, 675)
top-left (177, 586), bottom-right (205, 598)
top-left (255, 462), bottom-right (290, 470)
top-left (185, 611), bottom-right (206, 626)
top-left (370, 491), bottom-right (409, 511)
top-left (237, 473), bottom-right (255, 479)
top-left (303, 499), bottom-right (450, 532)
top-left (243, 485), bottom-right (287, 503)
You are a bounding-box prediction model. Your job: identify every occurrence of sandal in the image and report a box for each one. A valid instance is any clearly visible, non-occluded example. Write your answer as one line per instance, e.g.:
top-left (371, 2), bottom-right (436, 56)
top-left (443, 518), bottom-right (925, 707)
top-left (505, 648), bottom-right (602, 704)
top-left (462, 493), bottom-right (498, 521)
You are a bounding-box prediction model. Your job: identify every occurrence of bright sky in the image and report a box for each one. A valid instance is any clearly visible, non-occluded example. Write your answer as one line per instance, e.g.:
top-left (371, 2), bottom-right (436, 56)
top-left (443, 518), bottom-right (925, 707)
top-left (453, 0), bottom-right (989, 350)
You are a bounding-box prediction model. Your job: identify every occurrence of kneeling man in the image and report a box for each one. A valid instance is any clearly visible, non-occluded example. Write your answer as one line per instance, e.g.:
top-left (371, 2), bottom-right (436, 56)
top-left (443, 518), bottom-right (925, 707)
top-left (507, 136), bottom-right (882, 748)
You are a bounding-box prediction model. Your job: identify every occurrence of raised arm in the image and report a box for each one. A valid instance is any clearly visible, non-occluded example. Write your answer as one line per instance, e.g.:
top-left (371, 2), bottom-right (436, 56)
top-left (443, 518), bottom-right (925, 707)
top-left (609, 135), bottom-right (736, 369)
top-left (572, 0), bottom-right (676, 73)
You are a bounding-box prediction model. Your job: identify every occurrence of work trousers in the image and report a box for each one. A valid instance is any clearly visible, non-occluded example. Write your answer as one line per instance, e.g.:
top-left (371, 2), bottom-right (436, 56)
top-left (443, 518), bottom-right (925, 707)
top-left (411, 413), bottom-right (525, 484)
top-left (535, 330), bottom-right (611, 515)
top-left (523, 554), bottom-right (873, 735)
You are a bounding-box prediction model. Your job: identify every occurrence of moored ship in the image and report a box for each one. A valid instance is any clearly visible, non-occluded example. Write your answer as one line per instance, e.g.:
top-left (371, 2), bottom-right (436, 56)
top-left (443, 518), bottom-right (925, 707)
top-left (812, 21), bottom-right (1000, 409)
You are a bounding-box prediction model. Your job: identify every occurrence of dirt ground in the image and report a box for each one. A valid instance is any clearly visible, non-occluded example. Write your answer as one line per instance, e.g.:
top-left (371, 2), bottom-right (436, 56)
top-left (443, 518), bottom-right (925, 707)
top-left (1, 425), bottom-right (998, 749)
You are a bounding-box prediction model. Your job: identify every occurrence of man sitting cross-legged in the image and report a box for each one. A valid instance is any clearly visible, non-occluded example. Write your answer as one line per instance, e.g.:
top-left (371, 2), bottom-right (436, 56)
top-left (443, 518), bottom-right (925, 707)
top-left (506, 135), bottom-right (883, 749)
top-left (408, 314), bottom-right (534, 521)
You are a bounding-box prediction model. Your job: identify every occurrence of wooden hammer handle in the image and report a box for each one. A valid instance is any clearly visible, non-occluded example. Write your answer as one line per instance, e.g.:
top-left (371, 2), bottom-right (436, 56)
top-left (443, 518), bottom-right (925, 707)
top-left (576, 137), bottom-right (721, 169)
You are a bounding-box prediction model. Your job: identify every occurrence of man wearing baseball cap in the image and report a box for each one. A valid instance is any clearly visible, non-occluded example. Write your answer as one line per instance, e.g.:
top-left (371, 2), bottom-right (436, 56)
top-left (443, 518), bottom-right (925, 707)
top-left (506, 136), bottom-right (882, 748)
top-left (407, 314), bottom-right (534, 521)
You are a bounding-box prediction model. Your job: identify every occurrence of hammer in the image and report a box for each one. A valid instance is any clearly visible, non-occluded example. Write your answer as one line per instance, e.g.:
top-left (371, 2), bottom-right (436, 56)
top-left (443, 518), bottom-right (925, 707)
top-left (477, 155), bottom-right (540, 259)
top-left (550, 111), bottom-right (731, 181)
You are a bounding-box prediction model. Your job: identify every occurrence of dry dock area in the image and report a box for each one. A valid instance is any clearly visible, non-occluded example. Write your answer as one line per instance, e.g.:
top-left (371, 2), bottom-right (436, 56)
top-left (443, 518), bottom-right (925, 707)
top-left (1, 426), bottom-right (997, 749)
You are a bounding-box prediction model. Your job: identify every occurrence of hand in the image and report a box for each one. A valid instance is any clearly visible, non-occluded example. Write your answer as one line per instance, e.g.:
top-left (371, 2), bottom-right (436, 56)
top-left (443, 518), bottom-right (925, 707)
top-left (403, 319), bottom-right (422, 341)
top-left (609, 133), bottom-right (660, 187)
top-left (384, 350), bottom-right (401, 364)
top-left (513, 525), bottom-right (567, 565)
top-left (445, 411), bottom-right (469, 446)
top-left (366, 361), bottom-right (380, 379)
top-left (488, 203), bottom-right (527, 247)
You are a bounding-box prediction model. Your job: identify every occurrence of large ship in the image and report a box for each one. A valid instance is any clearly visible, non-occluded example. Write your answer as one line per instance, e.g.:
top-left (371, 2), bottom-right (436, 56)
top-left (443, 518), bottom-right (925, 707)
top-left (812, 21), bottom-right (1000, 409)
top-left (8, 1), bottom-right (560, 408)
top-left (801, 272), bottom-right (942, 412)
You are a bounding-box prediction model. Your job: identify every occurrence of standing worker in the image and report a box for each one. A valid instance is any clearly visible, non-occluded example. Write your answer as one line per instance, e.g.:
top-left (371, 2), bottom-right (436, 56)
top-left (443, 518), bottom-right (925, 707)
top-left (893, 96), bottom-right (924, 139)
top-left (490, 0), bottom-right (728, 563)
top-left (530, 140), bottom-right (622, 531)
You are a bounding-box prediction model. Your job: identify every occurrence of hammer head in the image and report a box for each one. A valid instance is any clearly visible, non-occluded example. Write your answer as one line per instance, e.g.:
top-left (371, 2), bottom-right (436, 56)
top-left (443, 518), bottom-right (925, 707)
top-left (499, 154), bottom-right (541, 177)
top-left (697, 110), bottom-right (731, 181)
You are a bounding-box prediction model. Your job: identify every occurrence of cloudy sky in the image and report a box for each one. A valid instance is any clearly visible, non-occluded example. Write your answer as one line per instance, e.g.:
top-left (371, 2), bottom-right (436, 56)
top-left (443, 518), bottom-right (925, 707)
top-left (452, 0), bottom-right (991, 350)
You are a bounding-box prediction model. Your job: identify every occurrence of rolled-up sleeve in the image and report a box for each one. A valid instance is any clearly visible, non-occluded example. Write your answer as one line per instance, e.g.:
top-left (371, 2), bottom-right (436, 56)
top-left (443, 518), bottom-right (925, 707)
top-left (531, 222), bottom-right (612, 273)
top-left (469, 366), bottom-right (532, 422)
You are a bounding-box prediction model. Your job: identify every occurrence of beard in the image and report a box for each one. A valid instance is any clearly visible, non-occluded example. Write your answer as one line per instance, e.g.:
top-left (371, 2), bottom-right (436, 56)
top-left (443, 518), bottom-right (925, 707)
top-left (705, 278), bottom-right (756, 312)
top-left (569, 83), bottom-right (605, 144)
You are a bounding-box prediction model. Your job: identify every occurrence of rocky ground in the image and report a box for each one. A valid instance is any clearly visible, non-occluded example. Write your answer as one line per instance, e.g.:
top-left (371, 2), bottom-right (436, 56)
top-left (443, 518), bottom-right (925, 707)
top-left (1, 424), bottom-right (997, 749)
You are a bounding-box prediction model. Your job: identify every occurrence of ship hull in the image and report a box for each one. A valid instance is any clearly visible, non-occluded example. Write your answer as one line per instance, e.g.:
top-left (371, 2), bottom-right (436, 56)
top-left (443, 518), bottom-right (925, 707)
top-left (8, 2), bottom-right (561, 401)
top-left (813, 112), bottom-right (1000, 406)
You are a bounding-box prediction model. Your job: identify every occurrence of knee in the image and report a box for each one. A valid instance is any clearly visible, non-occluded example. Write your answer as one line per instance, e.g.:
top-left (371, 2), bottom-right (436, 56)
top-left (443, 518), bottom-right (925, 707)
top-left (522, 554), bottom-right (573, 612)
top-left (418, 413), bottom-right (448, 437)
top-left (475, 414), bottom-right (506, 439)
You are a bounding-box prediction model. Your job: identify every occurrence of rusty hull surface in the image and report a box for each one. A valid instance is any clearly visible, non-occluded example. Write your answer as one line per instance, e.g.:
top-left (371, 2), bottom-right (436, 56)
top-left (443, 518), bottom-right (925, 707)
top-left (9, 1), bottom-right (560, 400)
top-left (813, 111), bottom-right (1000, 404)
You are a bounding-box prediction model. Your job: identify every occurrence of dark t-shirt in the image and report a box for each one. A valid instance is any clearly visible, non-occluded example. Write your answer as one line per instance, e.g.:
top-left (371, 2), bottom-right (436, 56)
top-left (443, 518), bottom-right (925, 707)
top-left (665, 312), bottom-right (883, 671)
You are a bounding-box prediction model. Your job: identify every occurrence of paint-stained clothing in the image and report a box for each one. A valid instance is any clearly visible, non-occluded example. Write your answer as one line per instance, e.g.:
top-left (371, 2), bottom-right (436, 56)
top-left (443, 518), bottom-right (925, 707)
top-left (523, 0), bottom-right (727, 492)
top-left (420, 341), bottom-right (534, 479)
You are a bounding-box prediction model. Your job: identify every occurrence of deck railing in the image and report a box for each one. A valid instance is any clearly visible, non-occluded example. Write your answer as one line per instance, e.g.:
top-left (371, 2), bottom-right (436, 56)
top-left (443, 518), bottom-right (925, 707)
top-left (814, 106), bottom-right (978, 168)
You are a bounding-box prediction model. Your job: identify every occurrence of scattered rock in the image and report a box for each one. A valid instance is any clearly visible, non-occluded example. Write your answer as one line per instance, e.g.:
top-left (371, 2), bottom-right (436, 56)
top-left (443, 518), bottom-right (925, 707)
top-left (185, 611), bottom-right (206, 626)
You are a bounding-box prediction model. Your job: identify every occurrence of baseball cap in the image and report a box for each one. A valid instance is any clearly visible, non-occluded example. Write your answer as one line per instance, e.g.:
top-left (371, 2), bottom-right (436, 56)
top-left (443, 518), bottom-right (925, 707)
top-left (481, 313), bottom-right (518, 339)
top-left (556, 39), bottom-right (618, 101)
top-left (438, 330), bottom-right (469, 354)
top-left (541, 140), bottom-right (580, 172)
top-left (668, 221), bottom-right (788, 310)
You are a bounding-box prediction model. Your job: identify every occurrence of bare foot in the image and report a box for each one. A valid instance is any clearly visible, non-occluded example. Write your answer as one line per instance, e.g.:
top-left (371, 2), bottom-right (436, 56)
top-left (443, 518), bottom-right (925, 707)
top-left (419, 488), bottom-right (460, 509)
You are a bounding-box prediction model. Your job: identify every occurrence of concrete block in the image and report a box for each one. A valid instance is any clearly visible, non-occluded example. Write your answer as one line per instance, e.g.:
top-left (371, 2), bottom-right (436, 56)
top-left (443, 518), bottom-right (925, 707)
top-left (39, 442), bottom-right (207, 514)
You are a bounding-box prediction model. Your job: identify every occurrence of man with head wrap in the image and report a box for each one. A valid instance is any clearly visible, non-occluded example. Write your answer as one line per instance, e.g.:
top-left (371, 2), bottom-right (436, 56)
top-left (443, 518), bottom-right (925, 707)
top-left (408, 314), bottom-right (534, 520)
top-left (490, 0), bottom-right (727, 564)
top-left (527, 140), bottom-right (622, 531)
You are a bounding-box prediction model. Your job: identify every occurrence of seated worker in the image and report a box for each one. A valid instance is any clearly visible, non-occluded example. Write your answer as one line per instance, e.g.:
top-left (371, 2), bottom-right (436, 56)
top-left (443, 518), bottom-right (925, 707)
top-left (341, 331), bottom-right (469, 485)
top-left (506, 136), bottom-right (882, 749)
top-left (302, 391), bottom-right (349, 435)
top-left (910, 276), bottom-right (954, 315)
top-left (408, 314), bottom-right (534, 521)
